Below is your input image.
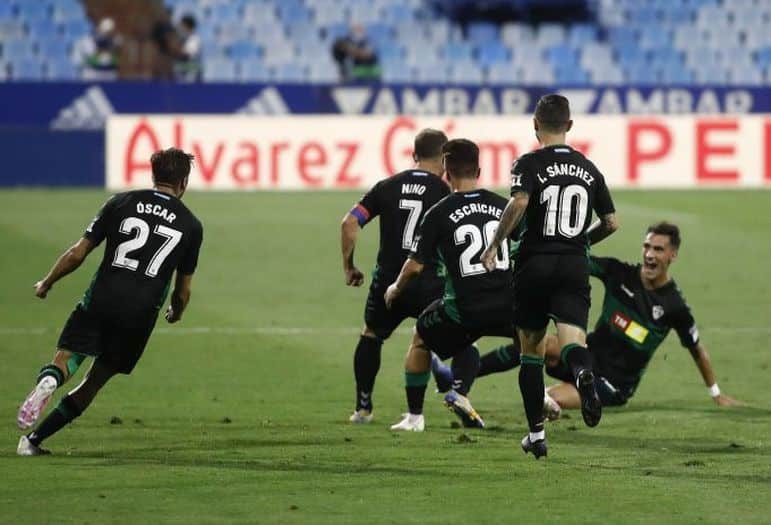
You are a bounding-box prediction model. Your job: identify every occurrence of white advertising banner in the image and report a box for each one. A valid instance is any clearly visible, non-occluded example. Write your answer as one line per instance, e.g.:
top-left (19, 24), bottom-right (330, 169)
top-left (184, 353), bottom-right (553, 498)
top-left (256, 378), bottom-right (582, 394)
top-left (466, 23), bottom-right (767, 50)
top-left (106, 115), bottom-right (771, 190)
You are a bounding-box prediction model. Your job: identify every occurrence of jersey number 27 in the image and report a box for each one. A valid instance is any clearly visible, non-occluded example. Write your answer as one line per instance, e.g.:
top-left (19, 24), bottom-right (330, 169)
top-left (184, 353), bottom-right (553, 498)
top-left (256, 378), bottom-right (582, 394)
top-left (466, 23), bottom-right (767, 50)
top-left (112, 217), bottom-right (182, 277)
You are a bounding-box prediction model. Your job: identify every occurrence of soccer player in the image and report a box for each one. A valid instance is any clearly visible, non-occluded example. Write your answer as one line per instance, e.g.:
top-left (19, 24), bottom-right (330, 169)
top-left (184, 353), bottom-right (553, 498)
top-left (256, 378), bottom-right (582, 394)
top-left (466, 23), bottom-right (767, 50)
top-left (341, 129), bottom-right (450, 423)
top-left (16, 148), bottom-right (203, 456)
top-left (481, 94), bottom-right (619, 458)
top-left (434, 223), bottom-right (739, 416)
top-left (386, 139), bottom-right (514, 431)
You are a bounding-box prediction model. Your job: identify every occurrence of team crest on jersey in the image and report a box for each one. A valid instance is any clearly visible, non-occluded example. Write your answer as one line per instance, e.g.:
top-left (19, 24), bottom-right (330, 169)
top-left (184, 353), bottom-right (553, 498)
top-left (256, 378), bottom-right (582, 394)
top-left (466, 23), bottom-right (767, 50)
top-left (652, 305), bottom-right (664, 320)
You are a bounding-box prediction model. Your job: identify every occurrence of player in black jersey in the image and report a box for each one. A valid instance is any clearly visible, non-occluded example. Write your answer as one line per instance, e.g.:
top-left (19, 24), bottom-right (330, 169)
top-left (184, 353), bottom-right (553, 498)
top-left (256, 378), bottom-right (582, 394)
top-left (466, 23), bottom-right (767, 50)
top-left (482, 94), bottom-right (619, 458)
top-left (341, 129), bottom-right (450, 424)
top-left (386, 139), bottom-right (514, 431)
top-left (17, 148), bottom-right (203, 456)
top-left (434, 223), bottom-right (739, 418)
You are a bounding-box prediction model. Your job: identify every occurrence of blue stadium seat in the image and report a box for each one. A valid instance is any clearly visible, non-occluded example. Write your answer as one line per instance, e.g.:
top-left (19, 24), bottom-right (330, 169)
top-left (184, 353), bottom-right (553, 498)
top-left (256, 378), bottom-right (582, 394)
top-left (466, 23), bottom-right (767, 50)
top-left (546, 44), bottom-right (577, 66)
top-left (415, 62), bottom-right (448, 83)
top-left (380, 4), bottom-right (413, 25)
top-left (727, 65), bottom-right (763, 85)
top-left (307, 61), bottom-right (339, 82)
top-left (659, 65), bottom-right (694, 84)
top-left (501, 23), bottom-right (534, 47)
top-left (625, 66), bottom-right (658, 83)
top-left (277, 3), bottom-right (312, 24)
top-left (0, 2), bottom-right (13, 19)
top-left (693, 65), bottom-right (728, 84)
top-left (11, 58), bottom-right (45, 80)
top-left (239, 59), bottom-right (272, 81)
top-left (755, 47), bottom-right (771, 68)
top-left (589, 66), bottom-right (624, 84)
top-left (448, 62), bottom-right (484, 84)
top-left (487, 63), bottom-right (520, 84)
top-left (252, 23), bottom-right (286, 45)
top-left (616, 45), bottom-right (648, 67)
top-left (62, 18), bottom-right (90, 37)
top-left (520, 65), bottom-right (555, 85)
top-left (273, 63), bottom-right (307, 82)
top-left (1, 37), bottom-right (33, 60)
top-left (648, 47), bottom-right (682, 68)
top-left (45, 59), bottom-right (78, 80)
top-left (467, 22), bottom-right (498, 45)
top-left (0, 20), bottom-right (24, 38)
top-left (381, 61), bottom-right (414, 83)
top-left (209, 3), bottom-right (241, 24)
top-left (377, 44), bottom-right (404, 62)
top-left (476, 42), bottom-right (509, 67)
top-left (228, 40), bottom-right (261, 60)
top-left (365, 23), bottom-right (393, 48)
top-left (16, 2), bottom-right (50, 22)
top-left (38, 37), bottom-right (71, 61)
top-left (555, 67), bottom-right (590, 85)
top-left (440, 42), bottom-right (473, 61)
top-left (26, 18), bottom-right (58, 39)
top-left (567, 24), bottom-right (598, 46)
top-left (203, 58), bottom-right (237, 81)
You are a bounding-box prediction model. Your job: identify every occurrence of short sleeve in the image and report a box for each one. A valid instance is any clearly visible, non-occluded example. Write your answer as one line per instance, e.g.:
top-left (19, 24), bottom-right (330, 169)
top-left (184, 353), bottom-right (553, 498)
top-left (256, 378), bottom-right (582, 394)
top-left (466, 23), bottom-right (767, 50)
top-left (84, 196), bottom-right (116, 246)
top-left (178, 221), bottom-right (203, 275)
top-left (510, 156), bottom-right (536, 197)
top-left (350, 181), bottom-right (382, 227)
top-left (409, 207), bottom-right (440, 265)
top-left (669, 304), bottom-right (700, 350)
top-left (593, 175), bottom-right (615, 216)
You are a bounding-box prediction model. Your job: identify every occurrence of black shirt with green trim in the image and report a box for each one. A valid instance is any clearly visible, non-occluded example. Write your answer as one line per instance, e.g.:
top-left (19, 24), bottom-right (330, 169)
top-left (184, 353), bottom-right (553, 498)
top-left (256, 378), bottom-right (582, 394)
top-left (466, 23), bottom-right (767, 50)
top-left (409, 189), bottom-right (513, 325)
top-left (350, 169), bottom-right (450, 282)
top-left (82, 190), bottom-right (203, 316)
top-left (510, 145), bottom-right (615, 257)
top-left (589, 256), bottom-right (700, 390)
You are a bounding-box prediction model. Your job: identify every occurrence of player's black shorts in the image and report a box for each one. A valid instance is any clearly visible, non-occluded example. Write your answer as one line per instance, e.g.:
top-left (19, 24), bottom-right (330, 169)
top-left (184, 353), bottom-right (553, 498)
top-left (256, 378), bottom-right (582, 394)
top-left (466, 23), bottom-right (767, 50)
top-left (545, 334), bottom-right (634, 407)
top-left (57, 303), bottom-right (158, 375)
top-left (416, 299), bottom-right (514, 360)
top-left (513, 253), bottom-right (590, 331)
top-left (364, 274), bottom-right (443, 340)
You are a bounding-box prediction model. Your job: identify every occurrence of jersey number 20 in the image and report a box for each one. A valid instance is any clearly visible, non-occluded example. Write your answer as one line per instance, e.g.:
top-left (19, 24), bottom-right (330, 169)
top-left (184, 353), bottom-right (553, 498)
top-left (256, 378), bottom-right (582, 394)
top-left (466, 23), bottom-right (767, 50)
top-left (455, 220), bottom-right (509, 276)
top-left (540, 184), bottom-right (589, 238)
top-left (112, 217), bottom-right (183, 277)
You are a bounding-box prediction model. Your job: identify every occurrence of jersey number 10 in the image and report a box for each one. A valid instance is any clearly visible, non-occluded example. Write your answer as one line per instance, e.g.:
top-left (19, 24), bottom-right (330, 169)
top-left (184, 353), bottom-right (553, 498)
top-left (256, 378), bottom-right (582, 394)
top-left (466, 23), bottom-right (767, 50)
top-left (112, 217), bottom-right (183, 277)
top-left (540, 184), bottom-right (589, 238)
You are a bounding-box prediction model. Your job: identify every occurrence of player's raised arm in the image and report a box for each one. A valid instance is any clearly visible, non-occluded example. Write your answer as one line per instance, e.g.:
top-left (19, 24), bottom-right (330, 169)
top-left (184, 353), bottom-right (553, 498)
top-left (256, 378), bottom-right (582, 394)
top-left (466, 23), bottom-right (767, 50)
top-left (34, 237), bottom-right (96, 299)
top-left (340, 212), bottom-right (364, 287)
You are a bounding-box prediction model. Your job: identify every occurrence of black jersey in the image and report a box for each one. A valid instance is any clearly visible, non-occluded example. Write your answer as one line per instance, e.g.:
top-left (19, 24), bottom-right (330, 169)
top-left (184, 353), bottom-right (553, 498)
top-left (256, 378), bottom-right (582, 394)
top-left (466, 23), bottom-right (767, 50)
top-left (351, 169), bottom-right (450, 280)
top-left (410, 189), bottom-right (513, 325)
top-left (510, 145), bottom-right (615, 256)
top-left (589, 256), bottom-right (699, 389)
top-left (81, 190), bottom-right (203, 316)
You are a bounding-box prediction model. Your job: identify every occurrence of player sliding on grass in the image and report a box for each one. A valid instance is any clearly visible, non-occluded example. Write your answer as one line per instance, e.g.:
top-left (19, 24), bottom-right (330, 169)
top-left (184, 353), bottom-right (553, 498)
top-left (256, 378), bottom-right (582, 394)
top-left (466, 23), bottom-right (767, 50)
top-left (435, 223), bottom-right (740, 415)
top-left (386, 139), bottom-right (514, 431)
top-left (341, 129), bottom-right (450, 424)
top-left (16, 148), bottom-right (203, 456)
top-left (480, 94), bottom-right (619, 459)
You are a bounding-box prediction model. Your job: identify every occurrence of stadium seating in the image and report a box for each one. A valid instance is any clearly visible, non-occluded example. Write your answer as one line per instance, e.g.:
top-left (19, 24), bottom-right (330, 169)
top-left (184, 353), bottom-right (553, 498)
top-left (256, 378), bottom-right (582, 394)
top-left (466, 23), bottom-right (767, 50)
top-left (0, 0), bottom-right (768, 85)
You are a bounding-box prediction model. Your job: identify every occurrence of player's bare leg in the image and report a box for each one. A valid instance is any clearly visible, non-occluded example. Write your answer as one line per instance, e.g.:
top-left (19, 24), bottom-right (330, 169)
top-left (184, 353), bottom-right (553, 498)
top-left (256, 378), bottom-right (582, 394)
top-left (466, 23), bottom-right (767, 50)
top-left (350, 326), bottom-right (382, 423)
top-left (390, 332), bottom-right (430, 431)
top-left (18, 358), bottom-right (117, 456)
top-left (17, 349), bottom-right (86, 429)
top-left (518, 327), bottom-right (548, 459)
top-left (555, 322), bottom-right (601, 427)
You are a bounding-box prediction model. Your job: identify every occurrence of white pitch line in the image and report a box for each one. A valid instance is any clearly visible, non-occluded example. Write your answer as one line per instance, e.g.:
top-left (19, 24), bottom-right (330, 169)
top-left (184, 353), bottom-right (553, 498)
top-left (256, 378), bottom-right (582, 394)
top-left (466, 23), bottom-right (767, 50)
top-left (1, 326), bottom-right (769, 336)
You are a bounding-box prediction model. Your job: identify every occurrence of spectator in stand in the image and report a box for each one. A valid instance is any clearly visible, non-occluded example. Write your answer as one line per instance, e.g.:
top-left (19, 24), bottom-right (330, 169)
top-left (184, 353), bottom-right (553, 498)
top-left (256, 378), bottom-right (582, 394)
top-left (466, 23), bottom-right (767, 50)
top-left (332, 24), bottom-right (380, 82)
top-left (74, 17), bottom-right (121, 81)
top-left (175, 15), bottom-right (202, 82)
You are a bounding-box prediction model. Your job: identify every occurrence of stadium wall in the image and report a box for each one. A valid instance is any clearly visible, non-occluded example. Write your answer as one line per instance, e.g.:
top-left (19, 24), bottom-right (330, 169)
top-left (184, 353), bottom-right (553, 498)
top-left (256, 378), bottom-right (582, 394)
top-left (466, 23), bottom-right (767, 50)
top-left (1, 82), bottom-right (770, 188)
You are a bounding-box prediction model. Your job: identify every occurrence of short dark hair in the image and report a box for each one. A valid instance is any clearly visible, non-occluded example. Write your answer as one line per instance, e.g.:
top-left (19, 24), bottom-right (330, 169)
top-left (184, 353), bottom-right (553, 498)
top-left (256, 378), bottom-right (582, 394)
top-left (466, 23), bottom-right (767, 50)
top-left (535, 94), bottom-right (571, 133)
top-left (181, 14), bottom-right (196, 30)
top-left (647, 221), bottom-right (681, 249)
top-left (414, 128), bottom-right (448, 160)
top-left (442, 138), bottom-right (479, 179)
top-left (151, 148), bottom-right (194, 186)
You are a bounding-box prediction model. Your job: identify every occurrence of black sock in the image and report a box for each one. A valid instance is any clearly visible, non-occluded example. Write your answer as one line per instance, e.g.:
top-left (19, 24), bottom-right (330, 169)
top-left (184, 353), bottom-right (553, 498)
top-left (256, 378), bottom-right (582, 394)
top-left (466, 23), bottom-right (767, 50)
top-left (450, 345), bottom-right (480, 396)
top-left (405, 371), bottom-right (430, 414)
top-left (36, 364), bottom-right (64, 387)
top-left (519, 356), bottom-right (545, 433)
top-left (28, 395), bottom-right (83, 446)
top-left (353, 335), bottom-right (383, 411)
top-left (478, 343), bottom-right (521, 377)
top-left (561, 344), bottom-right (593, 381)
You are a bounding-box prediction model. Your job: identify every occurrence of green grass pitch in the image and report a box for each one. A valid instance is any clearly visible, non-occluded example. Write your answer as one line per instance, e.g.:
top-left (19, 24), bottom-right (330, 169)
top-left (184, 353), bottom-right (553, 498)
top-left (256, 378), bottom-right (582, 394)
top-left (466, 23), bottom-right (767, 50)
top-left (0, 189), bottom-right (769, 524)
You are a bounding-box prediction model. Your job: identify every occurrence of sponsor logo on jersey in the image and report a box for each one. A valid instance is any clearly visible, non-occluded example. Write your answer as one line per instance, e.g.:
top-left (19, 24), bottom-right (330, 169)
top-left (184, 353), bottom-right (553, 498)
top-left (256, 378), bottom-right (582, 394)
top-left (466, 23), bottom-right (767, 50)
top-left (611, 311), bottom-right (649, 344)
top-left (652, 305), bottom-right (664, 320)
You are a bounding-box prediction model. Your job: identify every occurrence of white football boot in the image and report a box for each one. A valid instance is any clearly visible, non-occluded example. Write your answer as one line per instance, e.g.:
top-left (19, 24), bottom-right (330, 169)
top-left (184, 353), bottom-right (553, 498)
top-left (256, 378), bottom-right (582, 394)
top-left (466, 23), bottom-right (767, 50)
top-left (349, 409), bottom-right (373, 424)
top-left (390, 413), bottom-right (425, 432)
top-left (16, 435), bottom-right (50, 456)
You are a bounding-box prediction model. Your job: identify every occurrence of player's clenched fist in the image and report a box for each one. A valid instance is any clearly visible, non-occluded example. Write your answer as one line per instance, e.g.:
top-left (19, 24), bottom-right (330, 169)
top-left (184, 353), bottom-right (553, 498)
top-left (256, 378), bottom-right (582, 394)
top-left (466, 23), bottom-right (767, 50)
top-left (480, 246), bottom-right (498, 272)
top-left (33, 280), bottom-right (51, 299)
top-left (344, 267), bottom-right (364, 287)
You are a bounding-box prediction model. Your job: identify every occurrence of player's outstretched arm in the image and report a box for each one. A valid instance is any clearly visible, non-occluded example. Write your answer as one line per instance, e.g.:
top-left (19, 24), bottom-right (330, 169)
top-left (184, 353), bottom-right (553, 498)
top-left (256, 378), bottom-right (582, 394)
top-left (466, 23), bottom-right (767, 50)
top-left (165, 273), bottom-right (194, 323)
top-left (481, 192), bottom-right (528, 271)
top-left (384, 258), bottom-right (423, 309)
top-left (587, 213), bottom-right (619, 246)
top-left (34, 237), bottom-right (96, 299)
top-left (689, 342), bottom-right (742, 407)
top-left (341, 213), bottom-right (364, 287)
